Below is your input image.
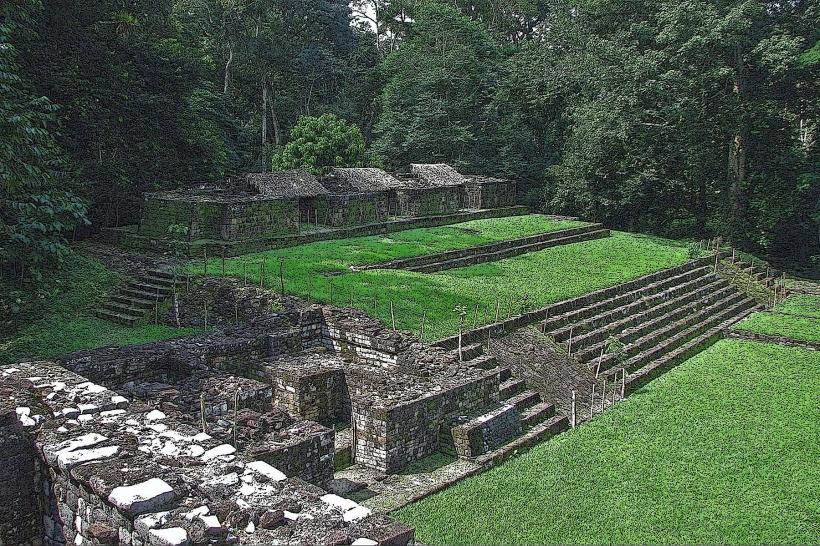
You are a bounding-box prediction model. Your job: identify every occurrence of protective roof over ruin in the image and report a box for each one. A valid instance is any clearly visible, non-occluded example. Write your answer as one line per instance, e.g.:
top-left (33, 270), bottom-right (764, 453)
top-left (410, 163), bottom-right (467, 187)
top-left (328, 167), bottom-right (401, 192)
top-left (246, 170), bottom-right (329, 199)
top-left (465, 175), bottom-right (512, 185)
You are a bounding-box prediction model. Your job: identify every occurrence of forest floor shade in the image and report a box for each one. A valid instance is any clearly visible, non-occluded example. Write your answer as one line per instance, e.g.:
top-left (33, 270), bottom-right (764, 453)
top-left (394, 339), bottom-right (820, 545)
top-left (0, 253), bottom-right (199, 364)
top-left (191, 215), bottom-right (688, 340)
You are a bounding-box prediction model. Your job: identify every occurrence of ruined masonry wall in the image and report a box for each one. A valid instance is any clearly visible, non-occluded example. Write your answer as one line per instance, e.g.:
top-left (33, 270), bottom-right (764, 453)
top-left (450, 403), bottom-right (521, 458)
top-left (0, 362), bottom-right (412, 546)
top-left (395, 186), bottom-right (463, 217)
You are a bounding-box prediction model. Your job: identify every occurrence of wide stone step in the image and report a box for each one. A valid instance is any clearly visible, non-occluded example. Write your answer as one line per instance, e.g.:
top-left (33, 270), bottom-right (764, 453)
top-left (474, 414), bottom-right (569, 467)
top-left (593, 289), bottom-right (747, 374)
top-left (543, 265), bottom-right (715, 334)
top-left (451, 404), bottom-right (522, 459)
top-left (141, 274), bottom-right (177, 288)
top-left (574, 283), bottom-right (737, 365)
top-left (121, 287), bottom-right (169, 300)
top-left (504, 389), bottom-right (541, 411)
top-left (624, 305), bottom-right (760, 393)
top-left (551, 273), bottom-right (724, 343)
top-left (519, 402), bottom-right (556, 428)
top-left (409, 229), bottom-right (610, 273)
top-left (100, 300), bottom-right (151, 317)
top-left (603, 296), bottom-right (757, 380)
top-left (94, 308), bottom-right (140, 326)
top-left (499, 378), bottom-right (526, 399)
top-left (465, 354), bottom-right (498, 370)
top-left (127, 281), bottom-right (174, 295)
top-left (492, 367), bottom-right (513, 382)
top-left (146, 268), bottom-right (175, 280)
top-left (110, 294), bottom-right (155, 309)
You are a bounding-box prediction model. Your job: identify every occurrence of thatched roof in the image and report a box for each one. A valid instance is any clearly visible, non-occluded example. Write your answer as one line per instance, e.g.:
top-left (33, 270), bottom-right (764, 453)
top-left (245, 170), bottom-right (329, 199)
top-left (328, 168), bottom-right (400, 192)
top-left (410, 164), bottom-right (466, 187)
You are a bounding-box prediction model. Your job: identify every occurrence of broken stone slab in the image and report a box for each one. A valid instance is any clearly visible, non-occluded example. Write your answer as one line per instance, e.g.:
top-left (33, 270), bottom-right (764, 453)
top-left (108, 478), bottom-right (176, 516)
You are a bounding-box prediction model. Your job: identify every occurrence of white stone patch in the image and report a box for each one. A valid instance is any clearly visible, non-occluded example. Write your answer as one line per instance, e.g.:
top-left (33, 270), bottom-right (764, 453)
top-left (193, 432), bottom-right (211, 442)
top-left (135, 511), bottom-right (169, 534)
top-left (57, 446), bottom-right (119, 470)
top-left (47, 433), bottom-right (107, 464)
top-left (343, 505), bottom-right (372, 522)
top-left (246, 461), bottom-right (287, 482)
top-left (351, 539), bottom-right (378, 546)
top-left (204, 472), bottom-right (238, 487)
top-left (77, 382), bottom-right (107, 394)
top-left (100, 409), bottom-right (126, 418)
top-left (186, 445), bottom-right (205, 458)
top-left (78, 403), bottom-right (98, 414)
top-left (145, 409), bottom-right (166, 421)
top-left (200, 444), bottom-right (235, 462)
top-left (111, 395), bottom-right (128, 407)
top-left (320, 494), bottom-right (359, 512)
top-left (62, 407), bottom-right (80, 419)
top-left (78, 414), bottom-right (94, 424)
top-left (108, 478), bottom-right (175, 515)
top-left (200, 515), bottom-right (221, 533)
top-left (149, 423), bottom-right (169, 433)
top-left (245, 521), bottom-right (255, 533)
top-left (239, 483), bottom-right (257, 497)
top-left (148, 527), bottom-right (188, 546)
top-left (16, 406), bottom-right (31, 417)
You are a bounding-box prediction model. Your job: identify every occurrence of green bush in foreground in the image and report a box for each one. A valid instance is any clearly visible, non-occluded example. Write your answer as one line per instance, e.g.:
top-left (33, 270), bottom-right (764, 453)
top-left (396, 339), bottom-right (820, 544)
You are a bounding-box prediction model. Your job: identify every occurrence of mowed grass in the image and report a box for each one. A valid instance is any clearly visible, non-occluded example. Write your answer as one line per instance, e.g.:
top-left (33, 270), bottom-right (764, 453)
top-left (192, 217), bottom-right (688, 339)
top-left (734, 294), bottom-right (820, 343)
top-left (736, 312), bottom-right (820, 342)
top-left (1, 253), bottom-right (200, 364)
top-left (396, 339), bottom-right (820, 544)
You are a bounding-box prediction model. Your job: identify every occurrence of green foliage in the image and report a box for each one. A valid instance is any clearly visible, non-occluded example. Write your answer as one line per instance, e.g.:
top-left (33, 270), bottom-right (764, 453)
top-left (396, 339), bottom-right (820, 544)
top-left (191, 216), bottom-right (687, 340)
top-left (372, 2), bottom-right (500, 169)
top-left (773, 294), bottom-right (820, 319)
top-left (271, 114), bottom-right (366, 175)
top-left (0, 251), bottom-right (198, 364)
top-left (0, 1), bottom-right (87, 281)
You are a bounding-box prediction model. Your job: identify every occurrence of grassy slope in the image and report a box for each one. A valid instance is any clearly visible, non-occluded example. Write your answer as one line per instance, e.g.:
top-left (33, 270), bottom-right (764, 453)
top-left (396, 339), bottom-right (820, 544)
top-left (1, 253), bottom-right (198, 364)
top-left (735, 294), bottom-right (820, 342)
top-left (193, 217), bottom-right (688, 339)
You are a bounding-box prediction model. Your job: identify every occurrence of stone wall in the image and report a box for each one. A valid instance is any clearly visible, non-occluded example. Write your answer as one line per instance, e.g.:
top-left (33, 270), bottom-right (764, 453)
top-left (450, 404), bottom-right (521, 458)
top-left (326, 193), bottom-right (389, 227)
top-left (352, 372), bottom-right (500, 472)
top-left (395, 186), bottom-right (463, 217)
top-left (140, 193), bottom-right (299, 240)
top-left (0, 362), bottom-right (413, 546)
top-left (464, 180), bottom-right (517, 210)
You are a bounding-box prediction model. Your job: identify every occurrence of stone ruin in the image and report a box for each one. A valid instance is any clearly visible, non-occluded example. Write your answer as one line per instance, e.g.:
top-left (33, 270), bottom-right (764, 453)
top-left (135, 164), bottom-right (517, 243)
top-left (1, 301), bottom-right (547, 545)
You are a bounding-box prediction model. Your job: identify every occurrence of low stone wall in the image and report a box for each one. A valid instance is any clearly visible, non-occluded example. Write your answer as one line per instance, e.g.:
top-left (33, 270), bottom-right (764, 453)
top-left (464, 180), bottom-right (517, 210)
top-left (247, 421), bottom-right (335, 484)
top-left (725, 329), bottom-right (820, 350)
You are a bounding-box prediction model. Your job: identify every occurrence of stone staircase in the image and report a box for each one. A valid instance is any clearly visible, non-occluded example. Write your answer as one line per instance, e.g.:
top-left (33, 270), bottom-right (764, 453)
top-left (539, 262), bottom-right (759, 394)
top-left (442, 346), bottom-right (568, 461)
top-left (95, 269), bottom-right (177, 326)
top-left (359, 224), bottom-right (610, 273)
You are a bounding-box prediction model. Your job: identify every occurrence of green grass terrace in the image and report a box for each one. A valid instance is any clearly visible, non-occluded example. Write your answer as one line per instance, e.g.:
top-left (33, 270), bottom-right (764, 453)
top-left (190, 214), bottom-right (690, 340)
top-left (395, 339), bottom-right (820, 544)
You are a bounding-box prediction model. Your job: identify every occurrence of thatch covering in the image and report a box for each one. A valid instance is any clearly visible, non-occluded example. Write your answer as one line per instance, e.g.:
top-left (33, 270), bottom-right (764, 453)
top-left (245, 170), bottom-right (329, 199)
top-left (410, 164), bottom-right (467, 187)
top-left (328, 168), bottom-right (401, 192)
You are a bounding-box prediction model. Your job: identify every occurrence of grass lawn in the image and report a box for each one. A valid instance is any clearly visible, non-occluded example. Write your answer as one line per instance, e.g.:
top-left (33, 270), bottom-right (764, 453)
top-left (1, 253), bottom-right (200, 364)
top-left (736, 311), bottom-right (820, 342)
top-left (192, 217), bottom-right (688, 340)
top-left (773, 294), bottom-right (820, 319)
top-left (395, 339), bottom-right (820, 544)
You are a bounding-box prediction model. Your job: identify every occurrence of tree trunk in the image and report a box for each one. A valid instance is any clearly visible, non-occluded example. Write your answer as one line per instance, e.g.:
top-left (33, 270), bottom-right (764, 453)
top-left (261, 83), bottom-right (268, 146)
top-left (266, 83), bottom-right (281, 146)
top-left (727, 44), bottom-right (747, 232)
top-left (223, 46), bottom-right (233, 94)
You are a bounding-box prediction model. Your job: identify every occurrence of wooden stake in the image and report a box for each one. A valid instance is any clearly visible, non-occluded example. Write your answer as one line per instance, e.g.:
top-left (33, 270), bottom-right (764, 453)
top-left (571, 390), bottom-right (576, 428)
top-left (567, 327), bottom-right (573, 356)
top-left (233, 389), bottom-right (240, 447)
top-left (601, 378), bottom-right (607, 412)
top-left (390, 301), bottom-right (396, 332)
top-left (419, 312), bottom-right (426, 341)
top-left (200, 393), bottom-right (207, 433)
top-left (494, 299), bottom-right (500, 322)
top-left (472, 304), bottom-right (479, 329)
top-left (589, 384), bottom-right (596, 417)
top-left (278, 257), bottom-right (285, 295)
top-left (621, 368), bottom-right (626, 398)
top-left (542, 309), bottom-right (549, 333)
top-left (596, 345), bottom-right (605, 377)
